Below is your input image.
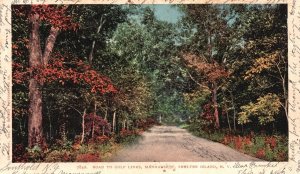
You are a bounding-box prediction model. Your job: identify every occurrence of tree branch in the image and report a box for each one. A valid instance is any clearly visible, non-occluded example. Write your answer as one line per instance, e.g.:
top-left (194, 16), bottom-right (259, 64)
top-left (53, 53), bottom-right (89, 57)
top-left (88, 16), bottom-right (106, 65)
top-left (42, 27), bottom-right (59, 66)
top-left (185, 69), bottom-right (210, 90)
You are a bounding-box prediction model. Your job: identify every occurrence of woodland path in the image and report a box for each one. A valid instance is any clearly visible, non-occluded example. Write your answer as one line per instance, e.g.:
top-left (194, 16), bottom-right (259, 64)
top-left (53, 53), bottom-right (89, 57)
top-left (107, 125), bottom-right (261, 162)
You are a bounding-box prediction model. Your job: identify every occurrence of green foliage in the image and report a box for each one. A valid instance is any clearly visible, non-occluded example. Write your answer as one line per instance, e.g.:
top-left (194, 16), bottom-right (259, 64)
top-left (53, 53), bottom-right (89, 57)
top-left (183, 88), bottom-right (210, 117)
top-left (238, 93), bottom-right (281, 125)
top-left (25, 145), bottom-right (45, 162)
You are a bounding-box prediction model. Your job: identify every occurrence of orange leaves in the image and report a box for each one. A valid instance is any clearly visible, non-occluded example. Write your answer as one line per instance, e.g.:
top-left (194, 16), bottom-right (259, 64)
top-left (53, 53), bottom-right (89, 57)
top-left (256, 149), bottom-right (266, 159)
top-left (72, 143), bottom-right (81, 150)
top-left (13, 56), bottom-right (117, 95)
top-left (31, 5), bottom-right (79, 31)
top-left (222, 135), bottom-right (253, 151)
top-left (75, 153), bottom-right (100, 162)
top-left (234, 136), bottom-right (243, 150)
top-left (265, 136), bottom-right (277, 149)
top-left (244, 51), bottom-right (279, 80)
top-left (221, 134), bottom-right (287, 160)
top-left (96, 135), bottom-right (110, 144)
top-left (183, 53), bottom-right (229, 83)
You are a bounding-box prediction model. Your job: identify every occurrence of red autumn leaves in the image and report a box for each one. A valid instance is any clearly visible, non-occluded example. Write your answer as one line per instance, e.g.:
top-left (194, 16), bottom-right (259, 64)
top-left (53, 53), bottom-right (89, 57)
top-left (183, 53), bottom-right (229, 83)
top-left (31, 5), bottom-right (79, 31)
top-left (13, 55), bottom-right (117, 94)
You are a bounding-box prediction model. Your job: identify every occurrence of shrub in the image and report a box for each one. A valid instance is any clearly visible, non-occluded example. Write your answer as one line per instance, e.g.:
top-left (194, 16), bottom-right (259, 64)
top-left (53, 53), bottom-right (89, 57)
top-left (219, 133), bottom-right (287, 161)
top-left (265, 136), bottom-right (277, 149)
top-left (265, 146), bottom-right (275, 161)
top-left (136, 117), bottom-right (157, 130)
top-left (84, 113), bottom-right (111, 138)
top-left (52, 139), bottom-right (73, 150)
top-left (209, 132), bottom-right (225, 142)
top-left (238, 93), bottom-right (281, 125)
top-left (95, 135), bottom-right (110, 144)
top-left (25, 145), bottom-right (46, 162)
top-left (45, 150), bottom-right (75, 162)
top-left (234, 136), bottom-right (243, 150)
top-left (256, 148), bottom-right (266, 158)
top-left (76, 153), bottom-right (100, 162)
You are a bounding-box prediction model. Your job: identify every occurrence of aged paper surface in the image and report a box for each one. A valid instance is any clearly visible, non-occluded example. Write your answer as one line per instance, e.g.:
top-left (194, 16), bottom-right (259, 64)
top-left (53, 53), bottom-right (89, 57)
top-left (0, 0), bottom-right (299, 173)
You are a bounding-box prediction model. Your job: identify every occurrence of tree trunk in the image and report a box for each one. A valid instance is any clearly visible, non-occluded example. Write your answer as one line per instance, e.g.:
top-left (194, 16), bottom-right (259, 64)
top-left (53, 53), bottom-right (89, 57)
top-left (47, 107), bottom-right (52, 141)
top-left (224, 103), bottom-right (231, 131)
top-left (212, 82), bottom-right (220, 129)
top-left (159, 114), bottom-right (162, 123)
top-left (28, 14), bottom-right (43, 148)
top-left (92, 102), bottom-right (97, 139)
top-left (80, 109), bottom-right (87, 144)
top-left (28, 13), bottom-right (59, 148)
top-left (126, 120), bottom-right (129, 130)
top-left (233, 107), bottom-right (237, 132)
top-left (28, 79), bottom-right (43, 148)
top-left (42, 27), bottom-right (59, 65)
top-left (60, 121), bottom-right (66, 142)
top-left (230, 91), bottom-right (237, 132)
top-left (88, 16), bottom-right (106, 65)
top-left (122, 120), bottom-right (126, 130)
top-left (282, 76), bottom-right (288, 118)
top-left (102, 108), bottom-right (108, 136)
top-left (112, 110), bottom-right (116, 133)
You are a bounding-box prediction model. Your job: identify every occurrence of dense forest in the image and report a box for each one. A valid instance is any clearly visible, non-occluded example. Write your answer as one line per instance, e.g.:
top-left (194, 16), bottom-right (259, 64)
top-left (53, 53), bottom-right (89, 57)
top-left (12, 4), bottom-right (288, 162)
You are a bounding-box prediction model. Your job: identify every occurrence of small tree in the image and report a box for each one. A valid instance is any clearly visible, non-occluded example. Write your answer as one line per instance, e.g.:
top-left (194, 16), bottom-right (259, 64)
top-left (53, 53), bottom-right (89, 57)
top-left (238, 93), bottom-right (281, 125)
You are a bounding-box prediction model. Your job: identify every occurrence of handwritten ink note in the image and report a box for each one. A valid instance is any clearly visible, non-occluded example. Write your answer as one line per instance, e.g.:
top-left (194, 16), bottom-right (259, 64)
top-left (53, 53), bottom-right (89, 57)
top-left (0, 0), bottom-right (12, 167)
top-left (288, 0), bottom-right (300, 173)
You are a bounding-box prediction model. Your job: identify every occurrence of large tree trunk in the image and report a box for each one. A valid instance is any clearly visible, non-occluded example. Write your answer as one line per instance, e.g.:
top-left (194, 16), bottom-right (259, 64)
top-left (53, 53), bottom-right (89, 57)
top-left (28, 13), bottom-right (59, 148)
top-left (28, 79), bottom-right (43, 147)
top-left (212, 82), bottom-right (220, 129)
top-left (28, 14), bottom-right (43, 148)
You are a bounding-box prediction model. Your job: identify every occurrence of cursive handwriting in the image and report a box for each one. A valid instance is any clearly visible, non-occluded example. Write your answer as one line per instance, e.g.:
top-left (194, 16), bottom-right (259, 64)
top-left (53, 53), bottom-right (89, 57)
top-left (0, 69), bottom-right (10, 139)
top-left (288, 2), bottom-right (300, 174)
top-left (0, 162), bottom-right (102, 174)
top-left (0, 143), bottom-right (9, 157)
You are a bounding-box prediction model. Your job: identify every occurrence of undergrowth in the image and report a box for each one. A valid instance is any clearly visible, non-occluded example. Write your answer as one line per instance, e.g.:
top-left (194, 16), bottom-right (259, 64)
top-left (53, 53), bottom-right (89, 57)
top-left (13, 119), bottom-right (157, 162)
top-left (184, 124), bottom-right (288, 161)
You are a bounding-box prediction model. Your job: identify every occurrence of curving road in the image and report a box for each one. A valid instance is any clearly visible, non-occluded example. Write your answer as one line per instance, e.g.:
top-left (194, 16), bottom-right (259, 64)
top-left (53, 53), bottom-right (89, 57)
top-left (107, 125), bottom-right (261, 162)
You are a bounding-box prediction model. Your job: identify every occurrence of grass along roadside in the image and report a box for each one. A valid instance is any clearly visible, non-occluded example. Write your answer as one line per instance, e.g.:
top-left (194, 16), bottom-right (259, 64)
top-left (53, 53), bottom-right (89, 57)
top-left (181, 124), bottom-right (288, 161)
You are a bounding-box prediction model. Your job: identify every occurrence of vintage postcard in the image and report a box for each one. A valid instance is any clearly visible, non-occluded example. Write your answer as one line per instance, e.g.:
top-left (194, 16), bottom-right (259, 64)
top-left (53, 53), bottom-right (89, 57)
top-left (0, 0), bottom-right (299, 173)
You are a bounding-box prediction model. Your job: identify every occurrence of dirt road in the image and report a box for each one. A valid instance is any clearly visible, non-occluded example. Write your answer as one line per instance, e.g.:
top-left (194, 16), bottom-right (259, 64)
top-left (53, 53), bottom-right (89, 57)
top-left (107, 125), bottom-right (261, 162)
